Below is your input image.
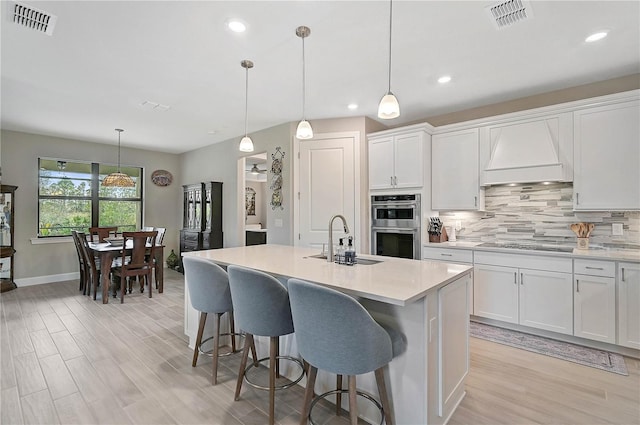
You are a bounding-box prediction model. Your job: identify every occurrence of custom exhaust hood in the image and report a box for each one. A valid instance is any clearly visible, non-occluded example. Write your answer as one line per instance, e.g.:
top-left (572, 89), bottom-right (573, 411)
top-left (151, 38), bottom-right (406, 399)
top-left (480, 114), bottom-right (572, 186)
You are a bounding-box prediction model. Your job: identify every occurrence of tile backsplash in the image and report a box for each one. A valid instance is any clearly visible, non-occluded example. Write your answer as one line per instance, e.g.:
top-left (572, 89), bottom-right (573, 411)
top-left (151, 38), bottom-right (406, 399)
top-left (438, 182), bottom-right (640, 250)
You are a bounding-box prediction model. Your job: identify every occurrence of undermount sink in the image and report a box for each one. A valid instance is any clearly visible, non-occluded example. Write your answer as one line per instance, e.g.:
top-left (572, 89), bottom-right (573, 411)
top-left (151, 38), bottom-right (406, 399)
top-left (305, 253), bottom-right (382, 265)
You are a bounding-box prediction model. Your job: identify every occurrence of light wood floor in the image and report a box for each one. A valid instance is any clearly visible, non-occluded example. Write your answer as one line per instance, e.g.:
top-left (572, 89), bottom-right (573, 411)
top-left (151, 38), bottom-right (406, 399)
top-left (1, 270), bottom-right (639, 425)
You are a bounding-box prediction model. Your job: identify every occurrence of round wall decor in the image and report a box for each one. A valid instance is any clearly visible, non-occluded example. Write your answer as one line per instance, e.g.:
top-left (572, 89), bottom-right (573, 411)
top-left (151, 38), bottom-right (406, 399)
top-left (151, 169), bottom-right (173, 187)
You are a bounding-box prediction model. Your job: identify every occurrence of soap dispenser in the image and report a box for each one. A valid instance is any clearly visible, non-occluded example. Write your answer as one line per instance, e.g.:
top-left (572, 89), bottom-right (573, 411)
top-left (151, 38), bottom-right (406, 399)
top-left (345, 236), bottom-right (356, 265)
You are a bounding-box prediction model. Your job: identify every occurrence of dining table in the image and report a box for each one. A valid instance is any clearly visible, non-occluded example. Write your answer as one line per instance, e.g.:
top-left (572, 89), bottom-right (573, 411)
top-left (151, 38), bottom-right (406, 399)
top-left (89, 240), bottom-right (164, 304)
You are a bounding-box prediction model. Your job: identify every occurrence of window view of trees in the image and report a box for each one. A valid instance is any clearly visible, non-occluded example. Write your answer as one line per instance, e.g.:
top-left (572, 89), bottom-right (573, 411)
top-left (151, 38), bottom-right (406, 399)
top-left (38, 159), bottom-right (142, 236)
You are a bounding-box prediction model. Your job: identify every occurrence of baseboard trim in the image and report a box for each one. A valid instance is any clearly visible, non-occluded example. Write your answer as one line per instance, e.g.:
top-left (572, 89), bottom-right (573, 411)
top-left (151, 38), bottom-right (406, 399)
top-left (15, 272), bottom-right (79, 287)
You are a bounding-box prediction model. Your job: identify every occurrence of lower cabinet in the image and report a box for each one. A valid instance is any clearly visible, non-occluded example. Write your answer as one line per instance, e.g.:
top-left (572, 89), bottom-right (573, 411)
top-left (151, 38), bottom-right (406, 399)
top-left (422, 246), bottom-right (474, 315)
top-left (473, 252), bottom-right (573, 335)
top-left (618, 262), bottom-right (640, 349)
top-left (574, 259), bottom-right (616, 344)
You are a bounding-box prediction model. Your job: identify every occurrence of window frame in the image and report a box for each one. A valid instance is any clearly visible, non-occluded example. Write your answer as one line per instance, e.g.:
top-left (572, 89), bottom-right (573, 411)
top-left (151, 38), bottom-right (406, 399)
top-left (37, 158), bottom-right (144, 237)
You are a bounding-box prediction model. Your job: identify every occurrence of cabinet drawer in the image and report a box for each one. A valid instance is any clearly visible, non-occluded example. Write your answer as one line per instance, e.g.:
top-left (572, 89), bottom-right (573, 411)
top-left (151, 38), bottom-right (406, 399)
top-left (423, 247), bottom-right (472, 264)
top-left (574, 259), bottom-right (615, 277)
top-left (474, 251), bottom-right (572, 273)
top-left (182, 231), bottom-right (200, 243)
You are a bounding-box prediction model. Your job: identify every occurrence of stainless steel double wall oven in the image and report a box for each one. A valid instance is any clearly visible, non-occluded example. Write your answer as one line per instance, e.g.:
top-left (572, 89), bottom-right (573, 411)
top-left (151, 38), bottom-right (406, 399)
top-left (371, 194), bottom-right (421, 260)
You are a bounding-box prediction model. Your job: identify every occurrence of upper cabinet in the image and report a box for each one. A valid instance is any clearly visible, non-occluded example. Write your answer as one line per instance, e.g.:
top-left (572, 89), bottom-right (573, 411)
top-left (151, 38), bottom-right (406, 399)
top-left (479, 112), bottom-right (573, 186)
top-left (432, 128), bottom-right (484, 210)
top-left (573, 100), bottom-right (640, 211)
top-left (368, 126), bottom-right (429, 191)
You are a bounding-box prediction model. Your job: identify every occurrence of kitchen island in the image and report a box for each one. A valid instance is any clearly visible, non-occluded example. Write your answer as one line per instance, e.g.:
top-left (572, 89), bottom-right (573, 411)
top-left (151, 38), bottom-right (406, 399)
top-left (183, 244), bottom-right (473, 425)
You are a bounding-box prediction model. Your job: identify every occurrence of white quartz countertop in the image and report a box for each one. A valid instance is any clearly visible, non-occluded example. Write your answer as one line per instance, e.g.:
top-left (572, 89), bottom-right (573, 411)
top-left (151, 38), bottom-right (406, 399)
top-left (424, 241), bottom-right (640, 262)
top-left (183, 244), bottom-right (472, 306)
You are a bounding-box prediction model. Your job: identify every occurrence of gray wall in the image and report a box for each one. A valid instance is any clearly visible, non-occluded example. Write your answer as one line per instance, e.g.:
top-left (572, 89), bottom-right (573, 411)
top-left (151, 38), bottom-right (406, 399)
top-left (0, 130), bottom-right (182, 282)
top-left (179, 122), bottom-right (293, 247)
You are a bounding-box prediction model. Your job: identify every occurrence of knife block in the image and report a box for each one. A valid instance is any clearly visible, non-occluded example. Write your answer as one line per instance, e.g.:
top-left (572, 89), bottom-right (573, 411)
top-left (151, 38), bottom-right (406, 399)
top-left (428, 227), bottom-right (448, 243)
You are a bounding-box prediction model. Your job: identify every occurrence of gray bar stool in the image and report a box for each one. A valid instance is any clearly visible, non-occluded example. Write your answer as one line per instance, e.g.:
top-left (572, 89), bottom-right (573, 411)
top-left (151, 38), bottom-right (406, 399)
top-left (227, 265), bottom-right (305, 425)
top-left (288, 278), bottom-right (406, 425)
top-left (183, 256), bottom-right (253, 385)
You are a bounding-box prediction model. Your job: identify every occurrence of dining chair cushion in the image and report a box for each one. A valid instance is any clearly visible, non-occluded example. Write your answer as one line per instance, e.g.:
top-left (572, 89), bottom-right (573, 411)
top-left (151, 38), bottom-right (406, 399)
top-left (227, 265), bottom-right (294, 338)
top-left (182, 256), bottom-right (233, 314)
top-left (287, 278), bottom-right (395, 376)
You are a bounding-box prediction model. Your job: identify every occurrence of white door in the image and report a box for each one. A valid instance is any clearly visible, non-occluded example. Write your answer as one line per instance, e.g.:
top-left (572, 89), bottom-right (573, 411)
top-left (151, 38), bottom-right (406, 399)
top-left (473, 264), bottom-right (519, 324)
top-left (298, 134), bottom-right (356, 251)
top-left (519, 269), bottom-right (573, 335)
top-left (574, 274), bottom-right (616, 343)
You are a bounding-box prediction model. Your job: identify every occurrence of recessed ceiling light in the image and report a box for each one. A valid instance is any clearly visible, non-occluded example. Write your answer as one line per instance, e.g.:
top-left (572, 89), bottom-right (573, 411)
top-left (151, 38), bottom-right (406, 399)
top-left (227, 19), bottom-right (246, 33)
top-left (347, 103), bottom-right (358, 110)
top-left (437, 75), bottom-right (452, 84)
top-left (585, 31), bottom-right (607, 43)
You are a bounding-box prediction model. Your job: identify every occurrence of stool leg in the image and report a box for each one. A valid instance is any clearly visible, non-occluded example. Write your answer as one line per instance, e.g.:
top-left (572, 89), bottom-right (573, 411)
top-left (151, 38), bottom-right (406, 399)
top-left (250, 334), bottom-right (259, 367)
top-left (275, 339), bottom-right (280, 378)
top-left (336, 375), bottom-right (343, 416)
top-left (375, 367), bottom-right (394, 425)
top-left (348, 375), bottom-right (358, 425)
top-left (235, 333), bottom-right (253, 401)
top-left (212, 313), bottom-right (221, 385)
top-left (192, 312), bottom-right (207, 366)
top-left (300, 365), bottom-right (317, 425)
top-left (269, 336), bottom-right (277, 425)
top-left (229, 311), bottom-right (237, 352)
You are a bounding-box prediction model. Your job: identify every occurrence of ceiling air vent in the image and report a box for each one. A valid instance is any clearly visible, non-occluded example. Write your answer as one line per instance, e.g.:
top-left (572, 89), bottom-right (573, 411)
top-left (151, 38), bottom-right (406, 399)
top-left (485, 0), bottom-right (533, 29)
top-left (8, 1), bottom-right (57, 36)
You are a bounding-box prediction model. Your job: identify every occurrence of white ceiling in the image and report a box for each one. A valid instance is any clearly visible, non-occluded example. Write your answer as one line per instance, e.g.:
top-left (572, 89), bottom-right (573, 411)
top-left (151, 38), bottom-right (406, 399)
top-left (2, 1), bottom-right (638, 154)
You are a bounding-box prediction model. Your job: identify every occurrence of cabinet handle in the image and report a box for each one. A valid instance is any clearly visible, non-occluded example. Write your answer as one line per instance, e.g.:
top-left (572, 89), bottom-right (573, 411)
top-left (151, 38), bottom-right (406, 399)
top-left (520, 273), bottom-right (524, 285)
top-left (576, 279), bottom-right (580, 293)
top-left (622, 268), bottom-right (625, 282)
top-left (394, 176), bottom-right (398, 186)
top-left (390, 176), bottom-right (394, 186)
top-left (441, 253), bottom-right (453, 257)
top-left (514, 272), bottom-right (517, 285)
top-left (585, 266), bottom-right (603, 270)
top-left (474, 196), bottom-right (478, 207)
top-left (576, 192), bottom-right (580, 205)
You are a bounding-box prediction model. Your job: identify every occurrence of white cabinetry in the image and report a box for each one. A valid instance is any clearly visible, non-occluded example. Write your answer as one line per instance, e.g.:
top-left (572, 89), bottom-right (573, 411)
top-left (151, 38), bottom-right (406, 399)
top-left (474, 252), bottom-right (573, 335)
top-left (423, 246), bottom-right (474, 314)
top-left (368, 127), bottom-right (427, 190)
top-left (618, 262), bottom-right (640, 349)
top-left (573, 100), bottom-right (640, 210)
top-left (432, 128), bottom-right (484, 210)
top-left (573, 259), bottom-right (616, 344)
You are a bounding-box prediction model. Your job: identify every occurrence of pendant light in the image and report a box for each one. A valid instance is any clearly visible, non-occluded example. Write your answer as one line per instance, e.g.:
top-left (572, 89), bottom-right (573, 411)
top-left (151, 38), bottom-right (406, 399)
top-left (295, 26), bottom-right (313, 139)
top-left (378, 0), bottom-right (400, 119)
top-left (102, 129), bottom-right (135, 187)
top-left (238, 60), bottom-right (255, 152)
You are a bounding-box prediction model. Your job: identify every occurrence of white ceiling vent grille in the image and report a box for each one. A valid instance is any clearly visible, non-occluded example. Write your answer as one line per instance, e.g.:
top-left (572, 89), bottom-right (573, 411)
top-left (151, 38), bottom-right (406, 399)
top-left (485, 0), bottom-right (533, 29)
top-left (8, 2), bottom-right (57, 36)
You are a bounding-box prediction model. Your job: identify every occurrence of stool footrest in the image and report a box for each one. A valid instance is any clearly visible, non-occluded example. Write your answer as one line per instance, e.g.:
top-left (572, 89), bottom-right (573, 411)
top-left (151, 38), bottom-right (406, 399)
top-left (197, 332), bottom-right (245, 358)
top-left (243, 356), bottom-right (305, 391)
top-left (309, 388), bottom-right (384, 425)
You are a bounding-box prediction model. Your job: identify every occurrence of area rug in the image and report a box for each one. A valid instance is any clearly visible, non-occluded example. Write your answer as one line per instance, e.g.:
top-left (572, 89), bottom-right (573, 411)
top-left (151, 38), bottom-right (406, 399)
top-left (470, 321), bottom-right (628, 376)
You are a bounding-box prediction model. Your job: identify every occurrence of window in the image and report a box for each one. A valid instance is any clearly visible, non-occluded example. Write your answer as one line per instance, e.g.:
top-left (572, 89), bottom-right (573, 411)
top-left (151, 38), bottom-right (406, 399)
top-left (38, 158), bottom-right (143, 237)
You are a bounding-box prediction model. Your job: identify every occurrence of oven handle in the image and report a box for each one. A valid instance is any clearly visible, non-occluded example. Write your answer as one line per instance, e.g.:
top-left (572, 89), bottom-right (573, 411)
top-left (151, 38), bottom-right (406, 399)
top-left (372, 202), bottom-right (418, 208)
top-left (371, 227), bottom-right (420, 233)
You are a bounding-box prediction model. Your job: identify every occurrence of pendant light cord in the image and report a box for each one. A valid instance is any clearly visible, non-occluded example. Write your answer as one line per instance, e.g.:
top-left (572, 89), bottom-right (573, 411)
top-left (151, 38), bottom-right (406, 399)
top-left (116, 129), bottom-right (123, 172)
top-left (387, 0), bottom-right (393, 93)
top-left (301, 35), bottom-right (306, 120)
top-left (244, 66), bottom-right (249, 137)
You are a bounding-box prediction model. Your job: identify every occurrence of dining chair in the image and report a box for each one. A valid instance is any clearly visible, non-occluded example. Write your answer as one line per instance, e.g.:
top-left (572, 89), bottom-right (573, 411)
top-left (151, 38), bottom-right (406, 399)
top-left (111, 231), bottom-right (157, 303)
top-left (76, 231), bottom-right (101, 299)
top-left (71, 230), bottom-right (88, 294)
top-left (89, 226), bottom-right (118, 242)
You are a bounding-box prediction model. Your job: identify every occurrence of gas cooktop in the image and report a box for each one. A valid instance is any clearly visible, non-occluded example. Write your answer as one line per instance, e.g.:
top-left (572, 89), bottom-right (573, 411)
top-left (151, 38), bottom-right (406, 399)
top-left (478, 242), bottom-right (574, 253)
